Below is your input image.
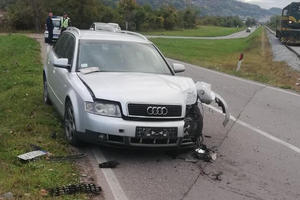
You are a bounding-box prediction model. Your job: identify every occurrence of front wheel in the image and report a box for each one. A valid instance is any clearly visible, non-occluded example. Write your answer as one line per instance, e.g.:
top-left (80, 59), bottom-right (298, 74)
top-left (43, 76), bottom-right (51, 105)
top-left (64, 101), bottom-right (81, 146)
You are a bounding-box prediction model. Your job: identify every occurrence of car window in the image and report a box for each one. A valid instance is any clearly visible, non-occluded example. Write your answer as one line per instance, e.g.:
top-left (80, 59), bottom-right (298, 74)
top-left (78, 40), bottom-right (172, 75)
top-left (52, 19), bottom-right (61, 27)
top-left (54, 34), bottom-right (68, 58)
top-left (63, 35), bottom-right (76, 64)
top-left (283, 9), bottom-right (288, 16)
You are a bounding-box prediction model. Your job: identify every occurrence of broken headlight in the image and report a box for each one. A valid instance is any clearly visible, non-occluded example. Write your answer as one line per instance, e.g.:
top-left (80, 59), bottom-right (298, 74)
top-left (85, 101), bottom-right (121, 117)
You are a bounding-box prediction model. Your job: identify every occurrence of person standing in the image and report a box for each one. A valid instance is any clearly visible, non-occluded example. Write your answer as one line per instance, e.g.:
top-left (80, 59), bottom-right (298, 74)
top-left (61, 12), bottom-right (71, 33)
top-left (46, 12), bottom-right (54, 44)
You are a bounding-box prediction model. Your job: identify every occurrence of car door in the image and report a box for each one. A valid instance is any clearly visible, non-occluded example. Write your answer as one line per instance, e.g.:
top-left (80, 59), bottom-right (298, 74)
top-left (47, 34), bottom-right (68, 111)
top-left (52, 33), bottom-right (76, 114)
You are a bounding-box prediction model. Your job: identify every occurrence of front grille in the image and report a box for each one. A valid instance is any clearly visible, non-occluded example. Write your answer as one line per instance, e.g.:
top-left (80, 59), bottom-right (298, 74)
top-left (128, 104), bottom-right (182, 117)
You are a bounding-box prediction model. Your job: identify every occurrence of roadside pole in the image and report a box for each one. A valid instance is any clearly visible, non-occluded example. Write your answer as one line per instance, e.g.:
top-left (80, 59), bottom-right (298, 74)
top-left (236, 53), bottom-right (244, 72)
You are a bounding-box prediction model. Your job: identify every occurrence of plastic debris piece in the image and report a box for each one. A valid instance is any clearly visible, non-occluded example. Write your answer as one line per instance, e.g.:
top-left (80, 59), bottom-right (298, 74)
top-left (193, 144), bottom-right (217, 162)
top-left (211, 172), bottom-right (223, 181)
top-left (17, 150), bottom-right (47, 161)
top-left (49, 183), bottom-right (102, 196)
top-left (99, 160), bottom-right (120, 168)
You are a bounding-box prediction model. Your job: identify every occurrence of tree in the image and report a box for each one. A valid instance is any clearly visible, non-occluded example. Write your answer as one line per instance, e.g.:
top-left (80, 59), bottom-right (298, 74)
top-left (118, 0), bottom-right (137, 30)
top-left (183, 8), bottom-right (197, 28)
top-left (160, 6), bottom-right (177, 30)
top-left (245, 17), bottom-right (256, 27)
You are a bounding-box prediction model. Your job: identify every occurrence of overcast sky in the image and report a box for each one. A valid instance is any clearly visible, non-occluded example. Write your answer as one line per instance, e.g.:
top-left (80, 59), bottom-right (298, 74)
top-left (238, 0), bottom-right (296, 9)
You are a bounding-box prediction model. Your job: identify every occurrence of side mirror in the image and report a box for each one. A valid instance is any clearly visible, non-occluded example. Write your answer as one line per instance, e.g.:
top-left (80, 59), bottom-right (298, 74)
top-left (53, 58), bottom-right (71, 70)
top-left (173, 63), bottom-right (185, 73)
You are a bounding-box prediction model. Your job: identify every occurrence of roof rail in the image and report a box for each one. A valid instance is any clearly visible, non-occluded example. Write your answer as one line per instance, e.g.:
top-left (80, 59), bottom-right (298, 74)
top-left (120, 31), bottom-right (148, 41)
top-left (67, 27), bottom-right (80, 35)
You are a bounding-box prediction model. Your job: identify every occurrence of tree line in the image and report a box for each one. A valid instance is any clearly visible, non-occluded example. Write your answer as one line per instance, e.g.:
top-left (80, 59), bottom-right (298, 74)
top-left (0, 0), bottom-right (248, 32)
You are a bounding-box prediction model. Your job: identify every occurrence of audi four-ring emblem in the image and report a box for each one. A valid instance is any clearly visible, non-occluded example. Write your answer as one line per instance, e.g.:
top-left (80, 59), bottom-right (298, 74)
top-left (147, 106), bottom-right (168, 116)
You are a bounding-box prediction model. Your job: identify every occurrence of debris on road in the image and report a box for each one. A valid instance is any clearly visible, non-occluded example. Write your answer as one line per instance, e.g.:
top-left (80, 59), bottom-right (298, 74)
top-left (99, 160), bottom-right (120, 168)
top-left (49, 183), bottom-right (102, 196)
top-left (193, 144), bottom-right (217, 162)
top-left (17, 150), bottom-right (47, 162)
top-left (48, 153), bottom-right (86, 162)
top-left (211, 171), bottom-right (223, 181)
top-left (0, 192), bottom-right (13, 199)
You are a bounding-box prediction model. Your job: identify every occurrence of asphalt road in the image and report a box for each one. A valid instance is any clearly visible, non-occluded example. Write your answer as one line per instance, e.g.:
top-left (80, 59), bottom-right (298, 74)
top-left (31, 33), bottom-right (300, 200)
top-left (146, 27), bottom-right (257, 40)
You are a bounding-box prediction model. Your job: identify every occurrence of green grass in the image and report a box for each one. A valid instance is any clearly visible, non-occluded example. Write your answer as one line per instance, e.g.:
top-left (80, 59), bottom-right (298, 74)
top-left (151, 28), bottom-right (259, 66)
top-left (151, 27), bottom-right (300, 91)
top-left (0, 35), bottom-right (84, 199)
top-left (143, 25), bottom-right (244, 37)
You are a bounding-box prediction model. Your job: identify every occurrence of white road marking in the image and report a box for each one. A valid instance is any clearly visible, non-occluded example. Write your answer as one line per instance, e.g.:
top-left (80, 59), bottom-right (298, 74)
top-left (205, 104), bottom-right (300, 154)
top-left (92, 148), bottom-right (129, 200)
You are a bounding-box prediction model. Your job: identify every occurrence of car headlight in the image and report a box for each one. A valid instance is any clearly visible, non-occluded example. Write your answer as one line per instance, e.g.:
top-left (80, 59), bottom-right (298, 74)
top-left (289, 20), bottom-right (293, 24)
top-left (85, 101), bottom-right (121, 117)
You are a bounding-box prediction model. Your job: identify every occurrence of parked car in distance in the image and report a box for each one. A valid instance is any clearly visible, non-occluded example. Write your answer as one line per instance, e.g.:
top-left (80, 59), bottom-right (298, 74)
top-left (246, 27), bottom-right (251, 32)
top-left (44, 16), bottom-right (62, 43)
top-left (43, 27), bottom-right (229, 148)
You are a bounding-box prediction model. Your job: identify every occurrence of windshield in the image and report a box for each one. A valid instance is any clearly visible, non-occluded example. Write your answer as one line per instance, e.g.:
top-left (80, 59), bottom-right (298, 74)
top-left (290, 4), bottom-right (300, 20)
top-left (78, 40), bottom-right (172, 74)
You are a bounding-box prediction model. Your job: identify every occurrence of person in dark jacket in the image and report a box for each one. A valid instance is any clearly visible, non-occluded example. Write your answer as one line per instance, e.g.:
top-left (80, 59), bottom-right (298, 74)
top-left (46, 12), bottom-right (54, 44)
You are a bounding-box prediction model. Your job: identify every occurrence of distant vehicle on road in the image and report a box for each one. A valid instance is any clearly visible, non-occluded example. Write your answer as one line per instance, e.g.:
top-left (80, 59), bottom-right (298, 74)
top-left (43, 27), bottom-right (229, 147)
top-left (246, 27), bottom-right (251, 32)
top-left (44, 16), bottom-right (62, 43)
top-left (276, 2), bottom-right (300, 44)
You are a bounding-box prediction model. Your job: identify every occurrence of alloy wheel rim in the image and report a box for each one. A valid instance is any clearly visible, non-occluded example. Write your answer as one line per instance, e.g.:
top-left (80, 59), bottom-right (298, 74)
top-left (65, 106), bottom-right (75, 141)
top-left (43, 81), bottom-right (48, 102)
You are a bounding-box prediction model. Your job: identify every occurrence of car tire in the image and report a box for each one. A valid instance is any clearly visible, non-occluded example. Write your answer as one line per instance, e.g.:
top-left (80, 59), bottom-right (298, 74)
top-left (64, 100), bottom-right (81, 146)
top-left (43, 75), bottom-right (52, 105)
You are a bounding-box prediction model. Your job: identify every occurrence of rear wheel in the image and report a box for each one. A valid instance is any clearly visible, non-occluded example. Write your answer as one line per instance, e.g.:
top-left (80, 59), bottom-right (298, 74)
top-left (64, 100), bottom-right (81, 146)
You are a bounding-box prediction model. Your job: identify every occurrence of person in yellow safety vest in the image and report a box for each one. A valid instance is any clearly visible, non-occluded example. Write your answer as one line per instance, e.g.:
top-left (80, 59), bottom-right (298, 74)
top-left (61, 12), bottom-right (71, 33)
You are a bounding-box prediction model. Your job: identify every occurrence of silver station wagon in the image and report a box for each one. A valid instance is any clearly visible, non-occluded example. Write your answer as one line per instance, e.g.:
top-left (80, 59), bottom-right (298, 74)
top-left (43, 26), bottom-right (229, 147)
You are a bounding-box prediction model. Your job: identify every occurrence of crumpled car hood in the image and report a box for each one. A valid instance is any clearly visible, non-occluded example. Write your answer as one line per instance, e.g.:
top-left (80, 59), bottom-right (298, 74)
top-left (77, 72), bottom-right (197, 108)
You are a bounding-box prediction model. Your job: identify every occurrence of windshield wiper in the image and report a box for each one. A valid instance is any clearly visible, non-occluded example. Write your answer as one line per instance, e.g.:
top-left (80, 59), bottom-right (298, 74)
top-left (79, 67), bottom-right (101, 75)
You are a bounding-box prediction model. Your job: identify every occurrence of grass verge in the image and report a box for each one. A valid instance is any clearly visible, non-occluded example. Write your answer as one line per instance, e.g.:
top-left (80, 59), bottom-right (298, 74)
top-left (0, 35), bottom-right (85, 199)
top-left (151, 27), bottom-right (300, 92)
top-left (143, 25), bottom-right (244, 37)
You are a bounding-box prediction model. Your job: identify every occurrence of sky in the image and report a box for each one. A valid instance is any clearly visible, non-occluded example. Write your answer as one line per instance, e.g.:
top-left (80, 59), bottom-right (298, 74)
top-left (238, 0), bottom-right (297, 9)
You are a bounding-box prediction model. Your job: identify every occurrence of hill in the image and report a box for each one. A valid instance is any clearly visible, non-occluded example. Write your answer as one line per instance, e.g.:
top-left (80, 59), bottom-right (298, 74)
top-left (104, 0), bottom-right (281, 20)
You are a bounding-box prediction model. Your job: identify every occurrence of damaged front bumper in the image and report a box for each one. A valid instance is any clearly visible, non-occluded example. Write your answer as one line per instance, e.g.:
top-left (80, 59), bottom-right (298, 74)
top-left (78, 113), bottom-right (195, 148)
top-left (196, 82), bottom-right (230, 127)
